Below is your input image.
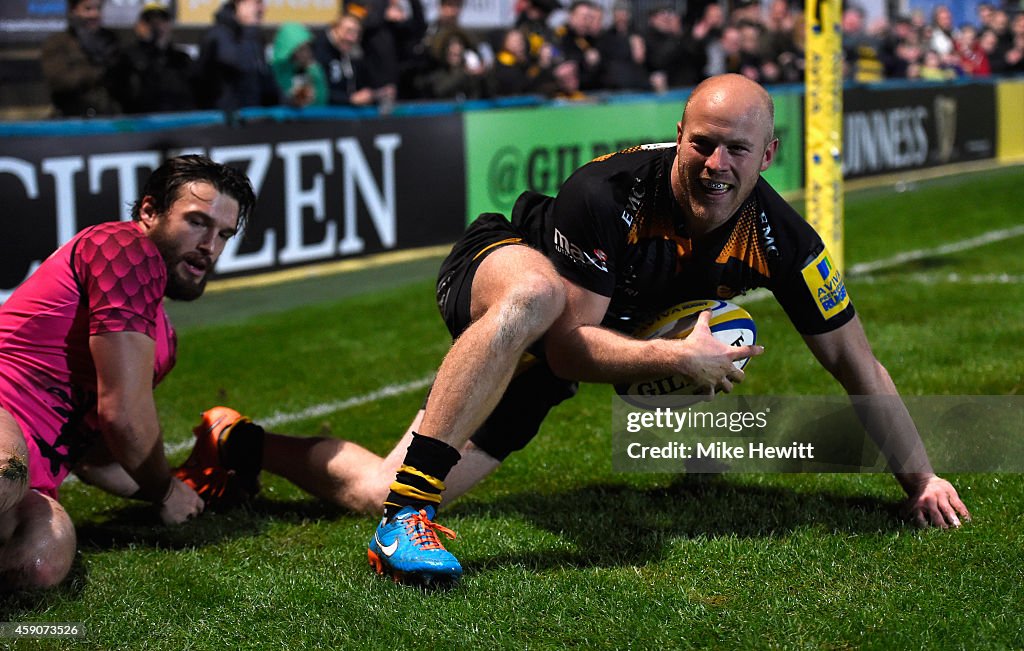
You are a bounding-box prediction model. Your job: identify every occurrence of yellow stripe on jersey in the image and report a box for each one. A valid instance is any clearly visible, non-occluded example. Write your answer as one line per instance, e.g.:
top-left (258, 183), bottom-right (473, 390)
top-left (472, 237), bottom-right (524, 261)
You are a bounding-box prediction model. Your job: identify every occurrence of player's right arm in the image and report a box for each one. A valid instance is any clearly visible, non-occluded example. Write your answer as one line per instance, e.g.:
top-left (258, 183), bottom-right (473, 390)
top-left (90, 331), bottom-right (202, 525)
top-left (540, 153), bottom-right (760, 389)
top-left (543, 277), bottom-right (760, 391)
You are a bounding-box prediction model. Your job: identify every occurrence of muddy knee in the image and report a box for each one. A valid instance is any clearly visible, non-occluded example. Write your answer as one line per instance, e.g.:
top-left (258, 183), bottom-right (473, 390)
top-left (492, 273), bottom-right (566, 350)
top-left (0, 451), bottom-right (29, 514)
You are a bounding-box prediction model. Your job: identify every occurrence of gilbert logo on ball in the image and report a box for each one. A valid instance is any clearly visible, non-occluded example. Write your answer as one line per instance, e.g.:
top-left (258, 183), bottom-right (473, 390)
top-left (616, 299), bottom-right (757, 403)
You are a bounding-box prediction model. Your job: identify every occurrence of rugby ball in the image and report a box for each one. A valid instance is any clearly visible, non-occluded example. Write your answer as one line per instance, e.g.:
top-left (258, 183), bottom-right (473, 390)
top-left (615, 299), bottom-right (757, 398)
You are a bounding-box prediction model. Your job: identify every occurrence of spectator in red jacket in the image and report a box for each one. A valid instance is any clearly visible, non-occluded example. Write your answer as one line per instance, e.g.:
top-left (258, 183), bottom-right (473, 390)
top-left (954, 24), bottom-right (991, 76)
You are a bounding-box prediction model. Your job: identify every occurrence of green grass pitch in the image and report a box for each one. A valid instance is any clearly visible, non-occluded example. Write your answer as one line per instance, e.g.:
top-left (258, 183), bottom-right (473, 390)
top-left (2, 165), bottom-right (1023, 649)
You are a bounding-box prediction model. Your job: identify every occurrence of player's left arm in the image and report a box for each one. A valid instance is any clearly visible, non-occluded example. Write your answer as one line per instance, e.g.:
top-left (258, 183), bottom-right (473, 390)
top-left (802, 315), bottom-right (970, 529)
top-left (91, 331), bottom-right (203, 524)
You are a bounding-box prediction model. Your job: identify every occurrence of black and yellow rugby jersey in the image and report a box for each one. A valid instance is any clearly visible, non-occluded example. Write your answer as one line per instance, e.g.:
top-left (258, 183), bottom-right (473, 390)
top-left (509, 143), bottom-right (855, 335)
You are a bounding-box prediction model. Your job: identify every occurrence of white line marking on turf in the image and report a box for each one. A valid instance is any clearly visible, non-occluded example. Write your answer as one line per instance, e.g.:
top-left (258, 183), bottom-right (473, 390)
top-left (258, 376), bottom-right (434, 429)
top-left (846, 225), bottom-right (1024, 276)
top-left (855, 272), bottom-right (1024, 285)
top-left (165, 439), bottom-right (196, 456)
top-left (732, 224), bottom-right (1024, 307)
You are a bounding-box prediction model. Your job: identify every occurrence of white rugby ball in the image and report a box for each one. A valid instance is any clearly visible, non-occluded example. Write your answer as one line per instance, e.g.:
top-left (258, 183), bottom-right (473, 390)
top-left (615, 299), bottom-right (757, 398)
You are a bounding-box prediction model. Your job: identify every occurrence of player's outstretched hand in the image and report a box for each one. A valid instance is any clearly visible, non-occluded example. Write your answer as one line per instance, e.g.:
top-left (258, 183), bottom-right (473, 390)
top-left (678, 310), bottom-right (764, 394)
top-left (903, 475), bottom-right (970, 529)
top-left (159, 477), bottom-right (205, 525)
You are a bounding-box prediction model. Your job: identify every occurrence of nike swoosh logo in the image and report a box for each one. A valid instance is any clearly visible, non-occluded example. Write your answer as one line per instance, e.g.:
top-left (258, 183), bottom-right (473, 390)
top-left (203, 416), bottom-right (226, 436)
top-left (375, 533), bottom-right (399, 557)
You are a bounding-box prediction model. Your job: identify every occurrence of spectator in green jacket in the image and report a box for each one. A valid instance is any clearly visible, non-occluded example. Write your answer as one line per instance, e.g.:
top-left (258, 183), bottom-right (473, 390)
top-left (271, 22), bottom-right (329, 108)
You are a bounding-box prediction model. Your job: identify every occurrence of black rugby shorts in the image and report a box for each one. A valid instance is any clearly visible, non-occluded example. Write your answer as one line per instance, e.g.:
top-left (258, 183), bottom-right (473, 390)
top-left (431, 213), bottom-right (577, 461)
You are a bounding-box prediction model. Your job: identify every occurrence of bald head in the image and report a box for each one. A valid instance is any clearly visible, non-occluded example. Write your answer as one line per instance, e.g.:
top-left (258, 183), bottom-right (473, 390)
top-left (671, 73), bottom-right (780, 232)
top-left (682, 74), bottom-right (775, 147)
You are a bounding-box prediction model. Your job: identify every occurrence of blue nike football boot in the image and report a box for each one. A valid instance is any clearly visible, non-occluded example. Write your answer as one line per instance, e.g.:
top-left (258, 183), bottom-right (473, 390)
top-left (367, 505), bottom-right (462, 585)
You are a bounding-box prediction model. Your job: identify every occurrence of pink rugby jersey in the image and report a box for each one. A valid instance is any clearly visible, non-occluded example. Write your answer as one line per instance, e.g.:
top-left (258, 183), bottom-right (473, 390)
top-left (0, 221), bottom-right (176, 498)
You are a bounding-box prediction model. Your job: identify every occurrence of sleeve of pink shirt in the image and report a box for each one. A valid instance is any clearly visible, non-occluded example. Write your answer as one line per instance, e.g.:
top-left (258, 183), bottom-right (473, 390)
top-left (74, 225), bottom-right (167, 340)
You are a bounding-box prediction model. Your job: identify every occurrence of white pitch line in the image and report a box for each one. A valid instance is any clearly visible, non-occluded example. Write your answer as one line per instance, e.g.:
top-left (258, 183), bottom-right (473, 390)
top-left (732, 224), bottom-right (1024, 307)
top-left (845, 225), bottom-right (1024, 276)
top-left (165, 438), bottom-right (197, 456)
top-left (258, 375), bottom-right (434, 429)
top-left (855, 272), bottom-right (1024, 285)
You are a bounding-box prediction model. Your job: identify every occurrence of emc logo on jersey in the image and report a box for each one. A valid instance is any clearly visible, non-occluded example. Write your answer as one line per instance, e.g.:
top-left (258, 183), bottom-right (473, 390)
top-left (620, 178), bottom-right (646, 228)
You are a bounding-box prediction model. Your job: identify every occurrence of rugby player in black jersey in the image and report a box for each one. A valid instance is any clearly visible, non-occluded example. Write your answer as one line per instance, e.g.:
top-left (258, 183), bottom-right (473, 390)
top-left (185, 74), bottom-right (969, 585)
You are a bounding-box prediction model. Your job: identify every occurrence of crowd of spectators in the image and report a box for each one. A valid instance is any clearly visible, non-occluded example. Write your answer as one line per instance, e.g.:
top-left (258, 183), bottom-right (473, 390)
top-left (37, 0), bottom-right (1024, 118)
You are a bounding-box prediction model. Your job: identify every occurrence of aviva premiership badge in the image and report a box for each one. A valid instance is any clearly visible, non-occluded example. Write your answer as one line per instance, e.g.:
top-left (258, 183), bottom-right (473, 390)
top-left (801, 249), bottom-right (849, 319)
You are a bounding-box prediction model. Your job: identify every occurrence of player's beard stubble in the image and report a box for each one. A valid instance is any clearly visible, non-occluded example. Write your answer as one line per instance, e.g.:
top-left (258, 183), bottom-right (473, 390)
top-left (148, 226), bottom-right (211, 302)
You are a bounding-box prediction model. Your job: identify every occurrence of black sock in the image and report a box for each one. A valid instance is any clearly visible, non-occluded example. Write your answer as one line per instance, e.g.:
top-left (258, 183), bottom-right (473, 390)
top-left (383, 432), bottom-right (461, 519)
top-left (221, 420), bottom-right (265, 488)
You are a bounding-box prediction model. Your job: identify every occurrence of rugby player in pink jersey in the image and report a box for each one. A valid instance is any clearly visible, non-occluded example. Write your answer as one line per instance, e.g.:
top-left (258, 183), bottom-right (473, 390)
top-left (0, 155), bottom-right (255, 591)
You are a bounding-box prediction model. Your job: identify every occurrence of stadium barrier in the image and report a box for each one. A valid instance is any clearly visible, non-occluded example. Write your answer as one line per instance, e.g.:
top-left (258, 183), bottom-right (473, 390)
top-left (0, 78), bottom-right (1017, 301)
top-left (841, 81), bottom-right (996, 179)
